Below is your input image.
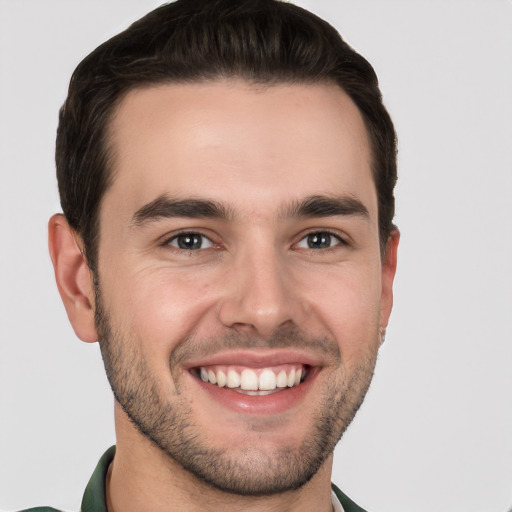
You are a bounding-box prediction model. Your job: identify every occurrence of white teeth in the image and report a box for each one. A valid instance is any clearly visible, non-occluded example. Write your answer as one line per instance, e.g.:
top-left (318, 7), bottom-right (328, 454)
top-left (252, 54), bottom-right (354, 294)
top-left (244, 390), bottom-right (275, 396)
top-left (287, 368), bottom-right (296, 387)
top-left (198, 366), bottom-right (306, 391)
top-left (276, 370), bottom-right (288, 388)
top-left (259, 369), bottom-right (277, 391)
top-left (240, 369), bottom-right (259, 390)
top-left (227, 369), bottom-right (241, 388)
top-left (207, 369), bottom-right (217, 385)
top-left (216, 369), bottom-right (227, 387)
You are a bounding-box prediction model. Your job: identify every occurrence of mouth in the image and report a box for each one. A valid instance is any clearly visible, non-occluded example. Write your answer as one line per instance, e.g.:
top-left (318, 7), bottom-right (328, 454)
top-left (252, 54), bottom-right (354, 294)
top-left (191, 364), bottom-right (309, 396)
top-left (184, 350), bottom-right (322, 414)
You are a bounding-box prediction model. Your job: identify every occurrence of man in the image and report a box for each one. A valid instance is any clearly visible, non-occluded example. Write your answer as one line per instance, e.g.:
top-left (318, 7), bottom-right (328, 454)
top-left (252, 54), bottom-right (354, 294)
top-left (36, 0), bottom-right (398, 510)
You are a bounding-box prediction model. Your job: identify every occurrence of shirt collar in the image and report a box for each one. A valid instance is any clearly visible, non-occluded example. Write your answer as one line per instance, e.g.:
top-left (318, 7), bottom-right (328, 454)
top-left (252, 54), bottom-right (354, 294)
top-left (80, 445), bottom-right (114, 512)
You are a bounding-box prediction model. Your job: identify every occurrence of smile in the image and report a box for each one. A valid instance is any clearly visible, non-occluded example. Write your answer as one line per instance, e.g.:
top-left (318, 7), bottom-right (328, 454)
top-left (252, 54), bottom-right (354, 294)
top-left (192, 364), bottom-right (308, 396)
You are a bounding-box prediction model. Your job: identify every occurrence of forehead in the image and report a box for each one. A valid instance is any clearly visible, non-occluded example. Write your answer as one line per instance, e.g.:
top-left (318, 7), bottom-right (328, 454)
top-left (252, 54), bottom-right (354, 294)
top-left (104, 80), bottom-right (376, 221)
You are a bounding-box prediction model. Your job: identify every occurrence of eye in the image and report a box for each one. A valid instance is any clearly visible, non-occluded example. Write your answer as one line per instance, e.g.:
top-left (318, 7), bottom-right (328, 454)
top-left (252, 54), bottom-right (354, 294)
top-left (167, 232), bottom-right (213, 251)
top-left (296, 231), bottom-right (343, 250)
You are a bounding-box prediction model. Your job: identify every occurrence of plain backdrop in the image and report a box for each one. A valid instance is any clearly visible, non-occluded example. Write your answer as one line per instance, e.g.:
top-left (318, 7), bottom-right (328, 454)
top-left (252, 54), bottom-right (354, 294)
top-left (1, 1), bottom-right (511, 511)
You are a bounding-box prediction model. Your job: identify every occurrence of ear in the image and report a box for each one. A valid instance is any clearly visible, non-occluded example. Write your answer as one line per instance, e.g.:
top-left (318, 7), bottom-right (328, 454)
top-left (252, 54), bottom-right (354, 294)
top-left (48, 214), bottom-right (99, 343)
top-left (379, 229), bottom-right (400, 333)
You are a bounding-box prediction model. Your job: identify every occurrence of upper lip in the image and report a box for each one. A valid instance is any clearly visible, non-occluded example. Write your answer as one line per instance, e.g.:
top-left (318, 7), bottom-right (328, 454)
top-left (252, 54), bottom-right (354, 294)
top-left (183, 349), bottom-right (325, 370)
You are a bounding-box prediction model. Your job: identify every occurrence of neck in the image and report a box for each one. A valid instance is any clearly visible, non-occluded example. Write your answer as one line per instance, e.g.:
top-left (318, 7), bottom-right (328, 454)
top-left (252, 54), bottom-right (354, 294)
top-left (107, 404), bottom-right (334, 512)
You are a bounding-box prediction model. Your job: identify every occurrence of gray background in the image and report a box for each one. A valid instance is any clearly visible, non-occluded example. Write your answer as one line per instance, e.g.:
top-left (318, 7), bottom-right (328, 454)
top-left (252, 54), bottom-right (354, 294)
top-left (1, 1), bottom-right (511, 511)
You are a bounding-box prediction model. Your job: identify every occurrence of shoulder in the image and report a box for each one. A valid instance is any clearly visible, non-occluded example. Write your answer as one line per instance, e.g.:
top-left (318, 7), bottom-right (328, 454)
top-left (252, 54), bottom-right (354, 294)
top-left (15, 508), bottom-right (63, 512)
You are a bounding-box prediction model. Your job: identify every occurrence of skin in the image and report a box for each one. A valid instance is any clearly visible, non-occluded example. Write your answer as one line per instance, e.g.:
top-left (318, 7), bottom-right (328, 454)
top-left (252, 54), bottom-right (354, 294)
top-left (49, 80), bottom-right (399, 512)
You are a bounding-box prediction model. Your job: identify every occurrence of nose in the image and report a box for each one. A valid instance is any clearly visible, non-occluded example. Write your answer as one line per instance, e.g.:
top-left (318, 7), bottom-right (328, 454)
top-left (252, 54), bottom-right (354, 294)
top-left (218, 245), bottom-right (305, 338)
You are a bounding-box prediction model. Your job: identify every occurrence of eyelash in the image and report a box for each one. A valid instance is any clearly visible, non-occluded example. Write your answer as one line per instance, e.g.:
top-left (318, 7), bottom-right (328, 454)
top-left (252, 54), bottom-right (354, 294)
top-left (162, 231), bottom-right (216, 251)
top-left (295, 230), bottom-right (347, 251)
top-left (161, 229), bottom-right (348, 253)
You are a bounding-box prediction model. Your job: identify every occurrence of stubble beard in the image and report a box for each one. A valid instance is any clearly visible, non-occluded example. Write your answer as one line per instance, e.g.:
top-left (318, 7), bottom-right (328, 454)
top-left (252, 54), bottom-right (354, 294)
top-left (94, 286), bottom-right (379, 496)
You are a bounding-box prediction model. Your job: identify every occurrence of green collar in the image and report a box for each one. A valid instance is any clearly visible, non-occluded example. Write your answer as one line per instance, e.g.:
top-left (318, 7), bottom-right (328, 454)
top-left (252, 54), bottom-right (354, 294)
top-left (80, 446), bottom-right (115, 512)
top-left (331, 483), bottom-right (368, 512)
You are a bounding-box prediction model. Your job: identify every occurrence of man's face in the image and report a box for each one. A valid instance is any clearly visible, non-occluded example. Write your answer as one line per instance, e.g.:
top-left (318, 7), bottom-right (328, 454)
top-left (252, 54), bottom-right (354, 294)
top-left (94, 80), bottom-right (397, 494)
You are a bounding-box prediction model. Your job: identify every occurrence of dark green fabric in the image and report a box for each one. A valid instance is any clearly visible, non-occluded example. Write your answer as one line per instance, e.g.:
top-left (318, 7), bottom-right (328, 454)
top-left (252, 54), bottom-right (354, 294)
top-left (332, 483), bottom-right (368, 512)
top-left (17, 446), bottom-right (368, 511)
top-left (16, 447), bottom-right (115, 512)
top-left (80, 445), bottom-right (115, 512)
top-left (17, 508), bottom-right (61, 512)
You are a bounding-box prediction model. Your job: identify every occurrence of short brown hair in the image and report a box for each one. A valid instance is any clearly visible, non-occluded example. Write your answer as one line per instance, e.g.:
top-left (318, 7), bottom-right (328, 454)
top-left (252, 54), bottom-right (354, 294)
top-left (56, 0), bottom-right (397, 271)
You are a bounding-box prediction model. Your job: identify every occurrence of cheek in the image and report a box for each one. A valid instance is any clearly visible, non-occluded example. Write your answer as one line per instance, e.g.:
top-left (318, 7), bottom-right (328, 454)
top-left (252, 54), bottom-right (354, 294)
top-left (102, 264), bottom-right (220, 355)
top-left (301, 264), bottom-right (382, 358)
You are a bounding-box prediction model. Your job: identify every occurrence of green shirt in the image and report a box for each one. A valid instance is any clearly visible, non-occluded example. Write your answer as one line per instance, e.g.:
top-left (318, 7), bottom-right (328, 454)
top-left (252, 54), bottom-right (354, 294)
top-left (19, 446), bottom-right (367, 512)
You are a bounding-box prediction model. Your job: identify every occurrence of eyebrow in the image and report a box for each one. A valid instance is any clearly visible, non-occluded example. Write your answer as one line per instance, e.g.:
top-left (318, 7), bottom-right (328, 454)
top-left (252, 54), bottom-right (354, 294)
top-left (131, 193), bottom-right (369, 227)
top-left (280, 195), bottom-right (369, 220)
top-left (131, 195), bottom-right (234, 226)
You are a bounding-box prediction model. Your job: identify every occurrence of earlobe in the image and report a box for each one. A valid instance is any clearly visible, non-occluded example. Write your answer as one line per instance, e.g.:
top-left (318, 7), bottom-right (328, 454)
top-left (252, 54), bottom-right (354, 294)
top-left (48, 214), bottom-right (99, 343)
top-left (379, 229), bottom-right (400, 332)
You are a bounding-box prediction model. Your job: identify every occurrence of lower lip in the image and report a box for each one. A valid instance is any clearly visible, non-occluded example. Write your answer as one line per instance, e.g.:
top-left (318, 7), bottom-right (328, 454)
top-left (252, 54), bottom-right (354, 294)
top-left (191, 369), bottom-right (319, 415)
